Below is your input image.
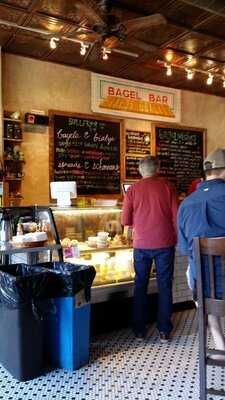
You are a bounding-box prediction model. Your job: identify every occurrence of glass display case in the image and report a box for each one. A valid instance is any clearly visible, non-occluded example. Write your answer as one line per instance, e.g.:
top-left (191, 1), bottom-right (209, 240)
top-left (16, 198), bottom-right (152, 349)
top-left (52, 207), bottom-right (135, 289)
top-left (0, 206), bottom-right (62, 264)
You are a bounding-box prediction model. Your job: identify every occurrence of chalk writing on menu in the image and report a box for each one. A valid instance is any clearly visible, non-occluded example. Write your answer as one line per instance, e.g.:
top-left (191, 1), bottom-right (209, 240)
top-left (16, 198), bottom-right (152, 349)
top-left (126, 130), bottom-right (151, 154)
top-left (53, 115), bottom-right (121, 194)
top-left (156, 126), bottom-right (204, 194)
top-left (125, 156), bottom-right (142, 180)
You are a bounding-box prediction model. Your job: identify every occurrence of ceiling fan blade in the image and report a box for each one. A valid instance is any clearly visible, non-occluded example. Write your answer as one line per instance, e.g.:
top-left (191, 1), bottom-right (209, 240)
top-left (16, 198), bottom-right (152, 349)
top-left (123, 13), bottom-right (167, 35)
top-left (76, 0), bottom-right (105, 25)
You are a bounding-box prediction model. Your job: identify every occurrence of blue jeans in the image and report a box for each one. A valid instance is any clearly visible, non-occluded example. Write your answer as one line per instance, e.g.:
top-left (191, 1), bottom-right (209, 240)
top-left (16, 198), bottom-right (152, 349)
top-left (133, 247), bottom-right (175, 335)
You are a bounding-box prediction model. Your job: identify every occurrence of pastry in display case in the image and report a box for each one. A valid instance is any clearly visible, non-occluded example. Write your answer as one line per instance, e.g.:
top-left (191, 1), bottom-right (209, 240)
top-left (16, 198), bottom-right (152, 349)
top-left (52, 207), bottom-right (135, 286)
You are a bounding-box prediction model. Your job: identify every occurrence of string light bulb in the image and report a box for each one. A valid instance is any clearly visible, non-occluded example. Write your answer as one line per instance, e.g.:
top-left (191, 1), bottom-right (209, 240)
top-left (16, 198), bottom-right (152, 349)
top-left (206, 73), bottom-right (213, 85)
top-left (186, 69), bottom-right (194, 80)
top-left (102, 47), bottom-right (111, 60)
top-left (50, 37), bottom-right (59, 49)
top-left (165, 63), bottom-right (172, 76)
top-left (80, 42), bottom-right (88, 56)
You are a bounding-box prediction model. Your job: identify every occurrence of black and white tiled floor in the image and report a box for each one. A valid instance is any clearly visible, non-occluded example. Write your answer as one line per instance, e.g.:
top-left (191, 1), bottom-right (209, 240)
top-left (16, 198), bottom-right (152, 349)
top-left (0, 309), bottom-right (224, 400)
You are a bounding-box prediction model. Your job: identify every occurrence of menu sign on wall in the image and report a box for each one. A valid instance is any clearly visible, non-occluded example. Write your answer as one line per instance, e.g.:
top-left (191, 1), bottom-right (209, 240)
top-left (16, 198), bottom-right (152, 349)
top-left (125, 156), bottom-right (142, 180)
top-left (50, 113), bottom-right (121, 195)
top-left (126, 130), bottom-right (151, 155)
top-left (154, 124), bottom-right (205, 194)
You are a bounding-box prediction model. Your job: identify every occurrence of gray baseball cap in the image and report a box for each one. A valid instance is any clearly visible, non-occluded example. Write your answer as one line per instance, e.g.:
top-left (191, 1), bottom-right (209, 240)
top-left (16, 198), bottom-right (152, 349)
top-left (203, 148), bottom-right (225, 171)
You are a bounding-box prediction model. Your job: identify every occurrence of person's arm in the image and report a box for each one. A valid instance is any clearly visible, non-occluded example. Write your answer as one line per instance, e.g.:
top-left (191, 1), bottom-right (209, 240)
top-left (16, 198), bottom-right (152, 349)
top-left (177, 206), bottom-right (191, 255)
top-left (121, 187), bottom-right (133, 227)
top-left (170, 186), bottom-right (179, 240)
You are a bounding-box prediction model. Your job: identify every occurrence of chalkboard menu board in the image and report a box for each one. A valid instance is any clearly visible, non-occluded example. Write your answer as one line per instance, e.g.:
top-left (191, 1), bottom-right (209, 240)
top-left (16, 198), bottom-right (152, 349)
top-left (154, 124), bottom-right (205, 194)
top-left (126, 130), bottom-right (151, 155)
top-left (50, 113), bottom-right (121, 195)
top-left (125, 156), bottom-right (142, 180)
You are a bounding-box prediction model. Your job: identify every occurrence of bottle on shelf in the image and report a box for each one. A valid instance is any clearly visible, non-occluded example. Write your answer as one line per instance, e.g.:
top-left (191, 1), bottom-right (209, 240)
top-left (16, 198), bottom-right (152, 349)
top-left (3, 111), bottom-right (24, 206)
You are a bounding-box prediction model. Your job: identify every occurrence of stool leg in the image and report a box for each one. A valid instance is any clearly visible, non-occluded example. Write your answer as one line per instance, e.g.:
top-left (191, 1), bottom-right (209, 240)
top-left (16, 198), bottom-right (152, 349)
top-left (199, 309), bottom-right (207, 399)
top-left (208, 315), bottom-right (225, 360)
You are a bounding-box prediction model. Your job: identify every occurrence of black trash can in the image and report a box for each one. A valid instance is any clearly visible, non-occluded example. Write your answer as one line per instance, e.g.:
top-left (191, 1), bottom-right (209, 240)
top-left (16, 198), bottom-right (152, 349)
top-left (0, 264), bottom-right (49, 381)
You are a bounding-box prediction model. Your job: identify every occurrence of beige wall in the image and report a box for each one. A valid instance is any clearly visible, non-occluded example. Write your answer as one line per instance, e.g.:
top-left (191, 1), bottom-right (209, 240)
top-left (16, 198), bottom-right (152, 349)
top-left (2, 53), bottom-right (225, 205)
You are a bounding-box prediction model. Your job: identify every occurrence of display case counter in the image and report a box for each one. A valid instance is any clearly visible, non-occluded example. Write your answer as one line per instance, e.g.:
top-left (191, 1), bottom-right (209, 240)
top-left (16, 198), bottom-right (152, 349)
top-left (52, 206), bottom-right (145, 302)
top-left (52, 206), bottom-right (193, 305)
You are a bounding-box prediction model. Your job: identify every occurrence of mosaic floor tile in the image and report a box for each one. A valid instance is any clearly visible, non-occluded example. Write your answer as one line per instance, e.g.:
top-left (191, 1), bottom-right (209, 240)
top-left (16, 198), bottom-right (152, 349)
top-left (0, 309), bottom-right (224, 399)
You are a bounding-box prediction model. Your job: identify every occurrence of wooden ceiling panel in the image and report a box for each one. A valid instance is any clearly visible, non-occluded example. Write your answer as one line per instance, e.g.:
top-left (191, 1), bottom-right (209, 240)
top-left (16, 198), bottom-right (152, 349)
top-left (46, 40), bottom-right (84, 66)
top-left (114, 0), bottom-right (170, 14)
top-left (0, 4), bottom-right (27, 45)
top-left (0, 0), bottom-right (32, 9)
top-left (85, 48), bottom-right (134, 73)
top-left (1, 0), bottom-right (225, 97)
top-left (161, 50), bottom-right (222, 72)
top-left (201, 44), bottom-right (225, 63)
top-left (160, 1), bottom-right (210, 27)
top-left (119, 59), bottom-right (184, 86)
top-left (147, 66), bottom-right (185, 86)
top-left (134, 23), bottom-right (186, 47)
top-left (4, 31), bottom-right (51, 58)
top-left (117, 62), bottom-right (157, 82)
top-left (169, 32), bottom-right (223, 54)
top-left (37, 0), bottom-right (91, 26)
top-left (25, 14), bottom-right (66, 33)
top-left (197, 15), bottom-right (225, 41)
top-left (171, 73), bottom-right (225, 96)
top-left (161, 48), bottom-right (186, 64)
top-left (0, 26), bottom-right (14, 46)
top-left (0, 4), bottom-right (26, 22)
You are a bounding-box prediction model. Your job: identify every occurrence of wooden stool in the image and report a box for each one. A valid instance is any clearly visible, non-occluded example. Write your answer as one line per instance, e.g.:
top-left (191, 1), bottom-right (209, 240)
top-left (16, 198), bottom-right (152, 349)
top-left (194, 237), bottom-right (225, 399)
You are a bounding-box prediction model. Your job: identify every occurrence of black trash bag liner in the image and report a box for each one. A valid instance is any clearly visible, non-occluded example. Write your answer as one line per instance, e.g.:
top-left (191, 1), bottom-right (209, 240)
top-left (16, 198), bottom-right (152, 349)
top-left (0, 264), bottom-right (49, 319)
top-left (35, 262), bottom-right (96, 302)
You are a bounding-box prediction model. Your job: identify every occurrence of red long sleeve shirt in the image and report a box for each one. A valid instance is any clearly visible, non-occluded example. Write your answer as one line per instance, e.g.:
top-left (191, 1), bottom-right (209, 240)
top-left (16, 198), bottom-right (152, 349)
top-left (121, 176), bottom-right (178, 249)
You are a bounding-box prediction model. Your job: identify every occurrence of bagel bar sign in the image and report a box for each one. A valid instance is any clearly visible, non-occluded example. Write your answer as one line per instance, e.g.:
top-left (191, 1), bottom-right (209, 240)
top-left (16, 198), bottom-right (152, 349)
top-left (91, 73), bottom-right (181, 122)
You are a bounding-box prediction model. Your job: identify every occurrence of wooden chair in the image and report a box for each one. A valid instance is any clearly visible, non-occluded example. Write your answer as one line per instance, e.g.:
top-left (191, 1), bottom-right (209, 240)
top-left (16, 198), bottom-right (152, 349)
top-left (193, 237), bottom-right (225, 399)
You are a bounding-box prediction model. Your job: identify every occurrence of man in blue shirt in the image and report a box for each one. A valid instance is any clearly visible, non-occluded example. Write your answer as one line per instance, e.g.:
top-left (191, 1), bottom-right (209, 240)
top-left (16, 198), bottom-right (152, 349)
top-left (178, 148), bottom-right (225, 353)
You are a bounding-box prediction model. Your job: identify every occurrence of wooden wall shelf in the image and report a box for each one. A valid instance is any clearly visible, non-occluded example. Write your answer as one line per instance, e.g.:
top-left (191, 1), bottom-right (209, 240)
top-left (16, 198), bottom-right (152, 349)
top-left (5, 178), bottom-right (22, 181)
top-left (4, 138), bottom-right (22, 142)
top-left (3, 118), bottom-right (22, 123)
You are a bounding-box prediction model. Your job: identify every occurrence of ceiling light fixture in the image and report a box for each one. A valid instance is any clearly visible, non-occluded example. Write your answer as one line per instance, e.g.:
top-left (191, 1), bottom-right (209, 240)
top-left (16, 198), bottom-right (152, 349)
top-left (206, 73), bottom-right (213, 85)
top-left (186, 69), bottom-right (194, 80)
top-left (165, 63), bottom-right (172, 76)
top-left (102, 47), bottom-right (111, 61)
top-left (80, 42), bottom-right (89, 56)
top-left (165, 50), bottom-right (174, 63)
top-left (159, 58), bottom-right (225, 87)
top-left (50, 37), bottom-right (59, 49)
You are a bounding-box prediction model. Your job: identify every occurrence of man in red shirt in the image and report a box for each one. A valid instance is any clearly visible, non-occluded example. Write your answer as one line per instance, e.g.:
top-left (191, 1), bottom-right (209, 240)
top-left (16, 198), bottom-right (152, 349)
top-left (122, 156), bottom-right (178, 342)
